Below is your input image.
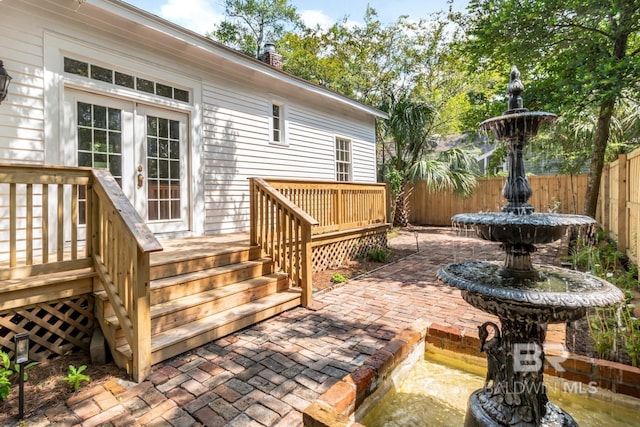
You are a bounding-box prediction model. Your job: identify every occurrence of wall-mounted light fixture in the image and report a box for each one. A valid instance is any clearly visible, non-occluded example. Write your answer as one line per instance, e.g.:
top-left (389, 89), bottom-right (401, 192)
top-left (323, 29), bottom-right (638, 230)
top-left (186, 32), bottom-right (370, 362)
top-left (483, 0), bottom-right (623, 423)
top-left (14, 332), bottom-right (29, 419)
top-left (0, 61), bottom-right (13, 104)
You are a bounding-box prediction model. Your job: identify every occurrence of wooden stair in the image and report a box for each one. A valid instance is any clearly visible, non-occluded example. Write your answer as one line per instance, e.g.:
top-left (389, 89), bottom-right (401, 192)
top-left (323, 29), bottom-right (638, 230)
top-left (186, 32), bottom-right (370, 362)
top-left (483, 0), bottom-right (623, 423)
top-left (95, 243), bottom-right (301, 369)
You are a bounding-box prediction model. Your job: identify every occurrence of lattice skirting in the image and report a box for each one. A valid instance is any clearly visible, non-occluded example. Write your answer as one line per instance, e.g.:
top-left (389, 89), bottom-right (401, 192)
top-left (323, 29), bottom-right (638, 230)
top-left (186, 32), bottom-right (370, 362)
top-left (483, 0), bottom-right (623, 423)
top-left (0, 295), bottom-right (94, 362)
top-left (312, 228), bottom-right (388, 273)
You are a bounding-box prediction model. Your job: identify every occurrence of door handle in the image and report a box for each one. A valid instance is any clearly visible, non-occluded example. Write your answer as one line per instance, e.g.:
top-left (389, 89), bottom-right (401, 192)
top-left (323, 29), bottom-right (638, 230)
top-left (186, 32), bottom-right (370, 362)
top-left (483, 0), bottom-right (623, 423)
top-left (137, 165), bottom-right (144, 188)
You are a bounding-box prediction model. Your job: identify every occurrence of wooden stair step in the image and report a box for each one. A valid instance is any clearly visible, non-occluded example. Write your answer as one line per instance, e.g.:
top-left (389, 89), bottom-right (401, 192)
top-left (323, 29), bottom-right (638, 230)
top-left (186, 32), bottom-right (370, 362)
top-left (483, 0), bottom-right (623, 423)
top-left (104, 272), bottom-right (289, 331)
top-left (94, 257), bottom-right (276, 308)
top-left (150, 245), bottom-right (262, 280)
top-left (116, 290), bottom-right (301, 364)
top-left (150, 257), bottom-right (274, 291)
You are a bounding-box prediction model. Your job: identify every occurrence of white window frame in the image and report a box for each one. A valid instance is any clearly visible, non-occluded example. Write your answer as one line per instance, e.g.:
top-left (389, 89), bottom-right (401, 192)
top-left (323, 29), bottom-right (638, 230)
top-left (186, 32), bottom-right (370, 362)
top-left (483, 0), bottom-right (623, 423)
top-left (269, 99), bottom-right (288, 146)
top-left (43, 31), bottom-right (205, 236)
top-left (335, 136), bottom-right (352, 182)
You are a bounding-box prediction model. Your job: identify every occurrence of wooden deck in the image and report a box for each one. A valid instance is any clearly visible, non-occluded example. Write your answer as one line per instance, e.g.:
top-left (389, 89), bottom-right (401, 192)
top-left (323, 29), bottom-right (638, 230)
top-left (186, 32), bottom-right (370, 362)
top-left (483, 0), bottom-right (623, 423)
top-left (1, 166), bottom-right (390, 382)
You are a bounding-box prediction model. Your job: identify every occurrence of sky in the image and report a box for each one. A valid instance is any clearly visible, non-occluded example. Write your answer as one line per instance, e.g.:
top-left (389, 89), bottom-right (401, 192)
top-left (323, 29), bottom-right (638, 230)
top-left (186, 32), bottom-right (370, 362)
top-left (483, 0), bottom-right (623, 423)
top-left (124, 0), bottom-right (470, 35)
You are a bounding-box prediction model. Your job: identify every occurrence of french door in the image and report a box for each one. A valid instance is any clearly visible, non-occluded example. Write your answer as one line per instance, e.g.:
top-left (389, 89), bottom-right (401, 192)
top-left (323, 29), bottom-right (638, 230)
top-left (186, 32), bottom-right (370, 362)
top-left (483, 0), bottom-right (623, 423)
top-left (67, 90), bottom-right (190, 234)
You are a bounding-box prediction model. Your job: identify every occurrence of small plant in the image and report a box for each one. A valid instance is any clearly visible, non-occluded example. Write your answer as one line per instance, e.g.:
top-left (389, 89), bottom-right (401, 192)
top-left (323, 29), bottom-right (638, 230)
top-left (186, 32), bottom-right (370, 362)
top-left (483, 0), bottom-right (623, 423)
top-left (0, 351), bottom-right (13, 400)
top-left (622, 308), bottom-right (640, 367)
top-left (63, 364), bottom-right (90, 391)
top-left (366, 247), bottom-right (391, 263)
top-left (588, 308), bottom-right (617, 360)
top-left (13, 360), bottom-right (38, 382)
top-left (331, 273), bottom-right (347, 283)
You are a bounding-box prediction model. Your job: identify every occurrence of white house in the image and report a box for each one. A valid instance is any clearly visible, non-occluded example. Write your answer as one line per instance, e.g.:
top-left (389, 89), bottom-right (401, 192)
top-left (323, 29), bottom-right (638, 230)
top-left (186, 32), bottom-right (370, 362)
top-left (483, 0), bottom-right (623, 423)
top-left (0, 0), bottom-right (386, 238)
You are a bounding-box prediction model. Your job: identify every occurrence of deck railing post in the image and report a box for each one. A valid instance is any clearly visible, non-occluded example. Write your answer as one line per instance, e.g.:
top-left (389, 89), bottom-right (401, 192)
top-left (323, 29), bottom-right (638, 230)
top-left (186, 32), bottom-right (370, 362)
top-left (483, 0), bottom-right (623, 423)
top-left (301, 222), bottom-right (313, 307)
top-left (384, 183), bottom-right (392, 224)
top-left (132, 249), bottom-right (152, 382)
top-left (249, 178), bottom-right (257, 246)
top-left (336, 188), bottom-right (343, 228)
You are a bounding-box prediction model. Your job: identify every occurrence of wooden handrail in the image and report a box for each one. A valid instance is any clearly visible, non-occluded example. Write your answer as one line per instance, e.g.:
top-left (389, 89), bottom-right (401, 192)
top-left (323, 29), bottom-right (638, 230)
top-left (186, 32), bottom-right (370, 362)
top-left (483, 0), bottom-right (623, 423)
top-left (0, 164), bottom-right (161, 382)
top-left (249, 178), bottom-right (318, 307)
top-left (90, 169), bottom-right (162, 382)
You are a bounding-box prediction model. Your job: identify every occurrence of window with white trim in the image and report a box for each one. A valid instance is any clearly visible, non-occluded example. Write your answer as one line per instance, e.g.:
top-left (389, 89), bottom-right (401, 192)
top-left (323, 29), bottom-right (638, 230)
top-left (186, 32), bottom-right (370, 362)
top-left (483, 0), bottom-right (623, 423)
top-left (335, 137), bottom-right (351, 181)
top-left (271, 103), bottom-right (284, 144)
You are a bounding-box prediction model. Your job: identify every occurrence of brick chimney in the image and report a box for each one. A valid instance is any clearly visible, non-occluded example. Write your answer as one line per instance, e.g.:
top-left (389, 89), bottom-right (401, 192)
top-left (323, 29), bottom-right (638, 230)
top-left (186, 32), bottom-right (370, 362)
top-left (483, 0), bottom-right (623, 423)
top-left (260, 43), bottom-right (283, 70)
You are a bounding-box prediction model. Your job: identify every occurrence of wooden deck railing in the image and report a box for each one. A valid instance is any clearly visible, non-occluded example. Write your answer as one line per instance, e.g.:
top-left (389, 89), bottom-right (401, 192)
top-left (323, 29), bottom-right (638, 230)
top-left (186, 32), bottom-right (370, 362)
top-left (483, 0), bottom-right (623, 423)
top-left (249, 178), bottom-right (319, 307)
top-left (0, 165), bottom-right (93, 277)
top-left (0, 164), bottom-right (161, 382)
top-left (90, 169), bottom-right (162, 381)
top-left (264, 179), bottom-right (389, 235)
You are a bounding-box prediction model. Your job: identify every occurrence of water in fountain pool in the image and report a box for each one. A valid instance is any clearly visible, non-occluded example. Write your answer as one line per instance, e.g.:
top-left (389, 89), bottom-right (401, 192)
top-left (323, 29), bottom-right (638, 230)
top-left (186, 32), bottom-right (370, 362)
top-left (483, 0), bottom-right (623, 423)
top-left (362, 356), bottom-right (640, 427)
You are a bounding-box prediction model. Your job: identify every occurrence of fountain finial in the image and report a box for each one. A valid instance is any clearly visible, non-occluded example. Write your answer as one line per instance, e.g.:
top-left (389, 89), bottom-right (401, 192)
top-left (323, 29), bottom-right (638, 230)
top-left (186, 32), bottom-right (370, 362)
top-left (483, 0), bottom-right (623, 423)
top-left (507, 65), bottom-right (525, 112)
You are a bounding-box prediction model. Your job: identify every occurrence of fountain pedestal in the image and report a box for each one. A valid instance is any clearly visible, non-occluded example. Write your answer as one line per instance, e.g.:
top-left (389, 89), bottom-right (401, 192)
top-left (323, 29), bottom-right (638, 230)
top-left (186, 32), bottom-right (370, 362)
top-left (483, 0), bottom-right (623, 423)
top-left (436, 66), bottom-right (624, 427)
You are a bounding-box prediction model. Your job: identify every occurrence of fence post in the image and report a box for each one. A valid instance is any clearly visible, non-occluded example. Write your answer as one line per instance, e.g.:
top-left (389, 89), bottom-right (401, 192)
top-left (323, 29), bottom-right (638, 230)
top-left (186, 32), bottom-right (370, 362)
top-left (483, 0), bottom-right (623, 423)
top-left (617, 154), bottom-right (628, 253)
top-left (599, 164), bottom-right (610, 231)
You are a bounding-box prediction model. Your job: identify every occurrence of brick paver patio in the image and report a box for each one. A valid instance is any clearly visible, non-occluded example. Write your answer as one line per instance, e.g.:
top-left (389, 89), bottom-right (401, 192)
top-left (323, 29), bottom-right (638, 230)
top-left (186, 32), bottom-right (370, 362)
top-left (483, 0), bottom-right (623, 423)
top-left (18, 227), bottom-right (566, 427)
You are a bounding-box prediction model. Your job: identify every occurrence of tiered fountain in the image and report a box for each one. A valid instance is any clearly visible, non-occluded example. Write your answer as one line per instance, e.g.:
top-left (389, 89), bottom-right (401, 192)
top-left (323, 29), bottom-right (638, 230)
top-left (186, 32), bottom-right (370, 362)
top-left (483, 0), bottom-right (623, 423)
top-left (437, 66), bottom-right (625, 427)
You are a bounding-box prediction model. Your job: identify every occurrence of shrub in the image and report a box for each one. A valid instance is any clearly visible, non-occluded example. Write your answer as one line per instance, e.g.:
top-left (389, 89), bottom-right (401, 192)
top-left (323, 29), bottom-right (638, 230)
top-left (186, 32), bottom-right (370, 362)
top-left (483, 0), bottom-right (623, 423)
top-left (331, 273), bottom-right (347, 283)
top-left (367, 247), bottom-right (391, 263)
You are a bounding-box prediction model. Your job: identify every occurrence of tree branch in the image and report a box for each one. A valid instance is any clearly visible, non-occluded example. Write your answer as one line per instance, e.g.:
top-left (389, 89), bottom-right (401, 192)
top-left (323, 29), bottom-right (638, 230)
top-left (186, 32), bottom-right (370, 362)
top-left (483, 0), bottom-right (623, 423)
top-left (552, 22), bottom-right (613, 39)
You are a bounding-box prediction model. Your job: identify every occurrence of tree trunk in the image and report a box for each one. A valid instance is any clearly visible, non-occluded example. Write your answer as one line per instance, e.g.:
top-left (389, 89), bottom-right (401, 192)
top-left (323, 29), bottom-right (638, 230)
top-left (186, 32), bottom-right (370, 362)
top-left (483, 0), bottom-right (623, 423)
top-left (393, 183), bottom-right (413, 227)
top-left (583, 98), bottom-right (616, 218)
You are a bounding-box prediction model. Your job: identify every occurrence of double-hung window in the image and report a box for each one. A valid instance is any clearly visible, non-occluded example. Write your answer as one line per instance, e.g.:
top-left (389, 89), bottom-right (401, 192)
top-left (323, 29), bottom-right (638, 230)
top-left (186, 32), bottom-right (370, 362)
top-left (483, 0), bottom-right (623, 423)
top-left (271, 103), bottom-right (284, 144)
top-left (335, 137), bottom-right (351, 181)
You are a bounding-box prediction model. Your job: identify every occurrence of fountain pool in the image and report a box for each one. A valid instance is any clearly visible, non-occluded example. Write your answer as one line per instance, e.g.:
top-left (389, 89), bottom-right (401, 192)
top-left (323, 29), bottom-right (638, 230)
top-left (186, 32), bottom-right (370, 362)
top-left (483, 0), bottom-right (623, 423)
top-left (362, 349), bottom-right (640, 427)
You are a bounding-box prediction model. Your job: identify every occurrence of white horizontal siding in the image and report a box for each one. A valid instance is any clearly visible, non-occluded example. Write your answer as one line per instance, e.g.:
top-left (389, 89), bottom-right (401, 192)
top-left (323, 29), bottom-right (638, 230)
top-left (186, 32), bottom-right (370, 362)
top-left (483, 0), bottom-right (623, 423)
top-left (201, 77), bottom-right (377, 233)
top-left (1, 1), bottom-right (380, 237)
top-left (0, 4), bottom-right (46, 164)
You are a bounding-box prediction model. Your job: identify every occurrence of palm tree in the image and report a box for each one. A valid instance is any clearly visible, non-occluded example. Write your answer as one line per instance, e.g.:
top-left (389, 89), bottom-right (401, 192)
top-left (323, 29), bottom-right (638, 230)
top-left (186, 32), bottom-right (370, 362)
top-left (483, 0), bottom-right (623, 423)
top-left (379, 94), bottom-right (479, 227)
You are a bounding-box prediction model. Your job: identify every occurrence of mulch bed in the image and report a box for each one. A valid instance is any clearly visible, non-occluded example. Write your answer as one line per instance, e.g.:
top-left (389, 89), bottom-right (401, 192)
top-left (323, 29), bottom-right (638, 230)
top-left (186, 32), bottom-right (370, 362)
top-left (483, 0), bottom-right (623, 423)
top-left (0, 351), bottom-right (124, 425)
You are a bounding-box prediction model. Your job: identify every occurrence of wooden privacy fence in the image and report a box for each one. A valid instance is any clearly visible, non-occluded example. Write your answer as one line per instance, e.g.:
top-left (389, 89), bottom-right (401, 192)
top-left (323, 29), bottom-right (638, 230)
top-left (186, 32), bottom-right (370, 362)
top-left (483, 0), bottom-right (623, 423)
top-left (0, 164), bottom-right (161, 381)
top-left (599, 149), bottom-right (640, 263)
top-left (409, 174), bottom-right (588, 226)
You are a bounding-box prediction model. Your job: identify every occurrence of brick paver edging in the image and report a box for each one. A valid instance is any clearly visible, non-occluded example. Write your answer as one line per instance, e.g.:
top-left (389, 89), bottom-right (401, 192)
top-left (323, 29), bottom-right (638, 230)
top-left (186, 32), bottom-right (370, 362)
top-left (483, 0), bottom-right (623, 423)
top-left (302, 322), bottom-right (640, 426)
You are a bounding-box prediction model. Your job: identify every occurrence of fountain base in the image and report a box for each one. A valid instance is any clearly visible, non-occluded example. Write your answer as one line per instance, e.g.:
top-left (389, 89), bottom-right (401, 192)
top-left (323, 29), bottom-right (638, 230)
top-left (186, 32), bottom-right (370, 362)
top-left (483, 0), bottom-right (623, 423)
top-left (465, 390), bottom-right (578, 427)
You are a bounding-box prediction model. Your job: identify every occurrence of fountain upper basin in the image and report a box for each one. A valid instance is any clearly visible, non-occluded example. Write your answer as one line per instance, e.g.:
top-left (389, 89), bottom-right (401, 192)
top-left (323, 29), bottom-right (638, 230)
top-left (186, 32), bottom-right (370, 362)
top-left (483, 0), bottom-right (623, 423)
top-left (437, 262), bottom-right (625, 323)
top-left (479, 111), bottom-right (557, 139)
top-left (453, 212), bottom-right (596, 245)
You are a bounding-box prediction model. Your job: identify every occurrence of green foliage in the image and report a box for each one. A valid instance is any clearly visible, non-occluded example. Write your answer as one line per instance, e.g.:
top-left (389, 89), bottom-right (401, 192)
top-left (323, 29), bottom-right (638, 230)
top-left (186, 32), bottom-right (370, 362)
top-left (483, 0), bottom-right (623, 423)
top-left (13, 361), bottom-right (38, 382)
top-left (208, 0), bottom-right (301, 58)
top-left (569, 231), bottom-right (640, 366)
top-left (63, 364), bottom-right (90, 391)
top-left (460, 0), bottom-right (640, 216)
top-left (588, 307), bottom-right (618, 360)
top-left (366, 247), bottom-right (391, 263)
top-left (567, 236), bottom-right (624, 277)
top-left (622, 307), bottom-right (640, 367)
top-left (330, 273), bottom-right (347, 284)
top-left (0, 351), bottom-right (12, 400)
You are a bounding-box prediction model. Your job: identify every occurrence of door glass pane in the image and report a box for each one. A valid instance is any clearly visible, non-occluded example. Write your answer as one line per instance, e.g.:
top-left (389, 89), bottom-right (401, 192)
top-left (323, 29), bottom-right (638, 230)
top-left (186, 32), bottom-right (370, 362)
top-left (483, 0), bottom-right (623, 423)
top-left (146, 115), bottom-right (181, 221)
top-left (76, 102), bottom-right (123, 223)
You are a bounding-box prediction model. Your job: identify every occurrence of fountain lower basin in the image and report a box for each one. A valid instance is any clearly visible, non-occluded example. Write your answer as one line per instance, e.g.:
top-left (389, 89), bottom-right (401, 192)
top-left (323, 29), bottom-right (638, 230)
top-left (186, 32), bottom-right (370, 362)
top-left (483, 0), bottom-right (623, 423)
top-left (362, 349), bottom-right (640, 427)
